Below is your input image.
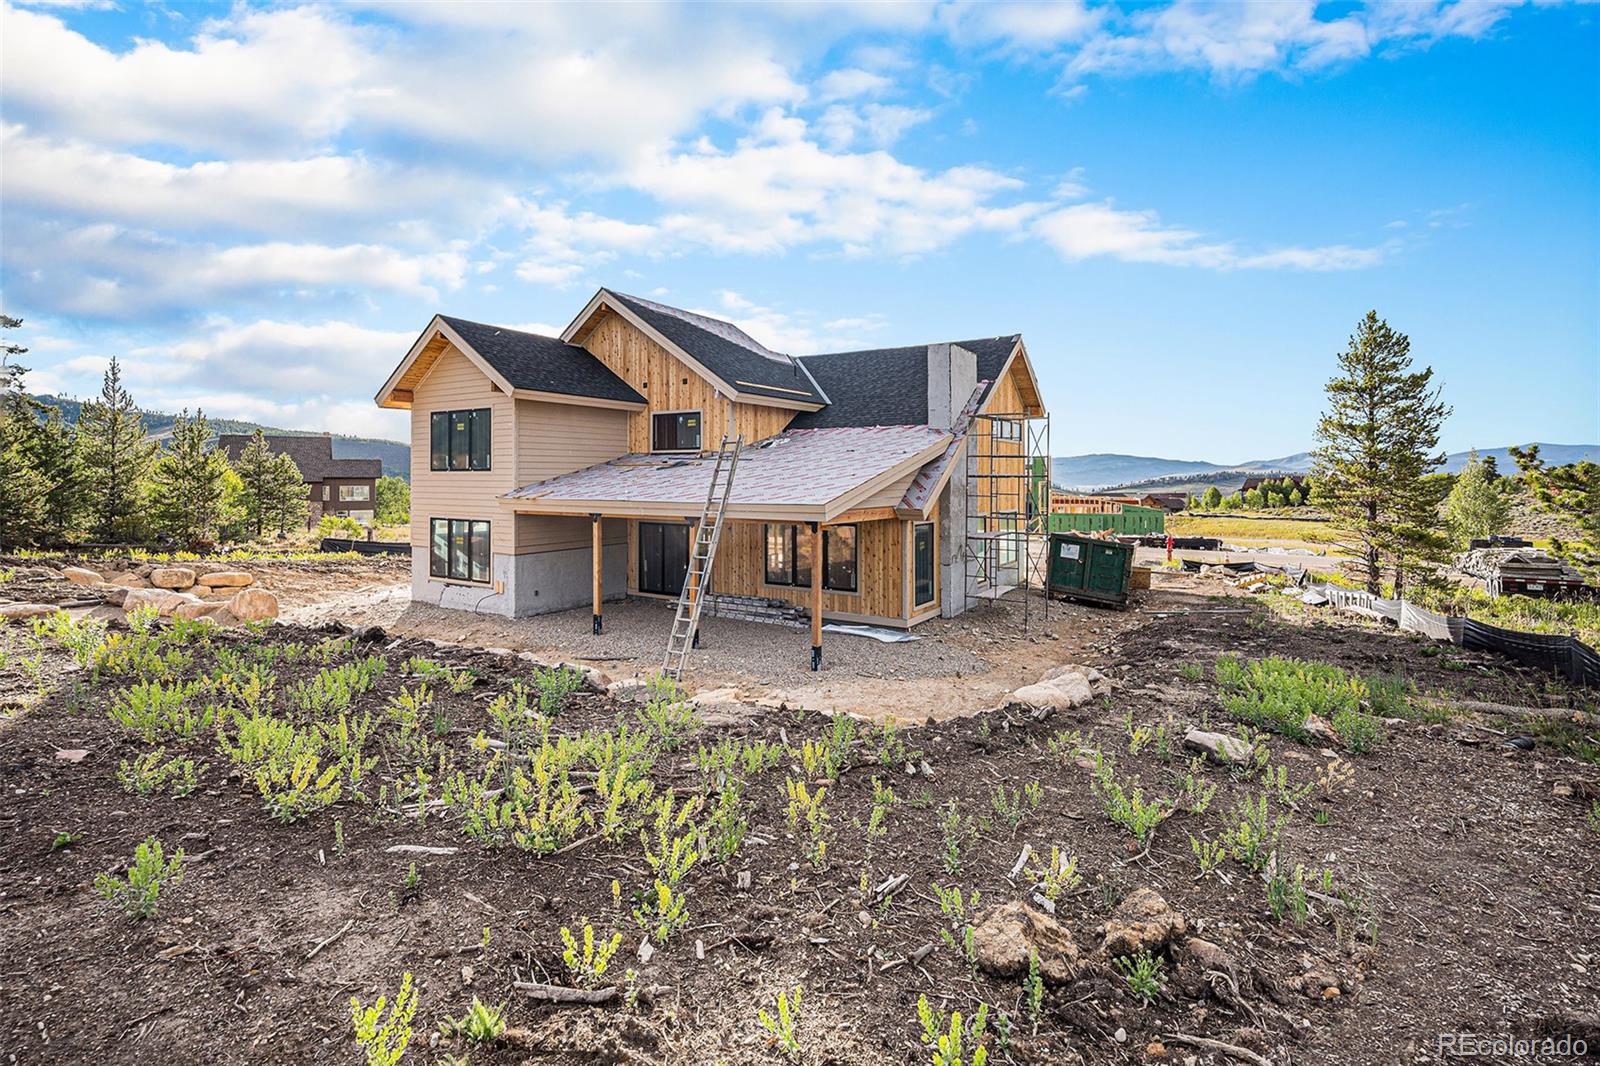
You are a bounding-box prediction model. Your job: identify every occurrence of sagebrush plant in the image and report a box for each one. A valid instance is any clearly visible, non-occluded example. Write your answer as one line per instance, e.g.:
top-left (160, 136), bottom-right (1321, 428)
top-left (1189, 833), bottom-right (1227, 878)
top-left (1113, 950), bottom-right (1165, 1004)
top-left (116, 748), bottom-right (205, 797)
top-left (1088, 751), bottom-right (1169, 843)
top-left (94, 835), bottom-right (185, 919)
top-left (1215, 654), bottom-right (1384, 751)
top-left (438, 997), bottom-right (507, 1043)
top-left (784, 778), bottom-right (830, 869)
top-left (757, 985), bottom-right (804, 1061)
top-left (865, 776), bottom-right (897, 842)
top-left (916, 996), bottom-right (990, 1066)
top-left (561, 920), bottom-right (623, 988)
top-left (939, 800), bottom-right (965, 873)
top-left (1226, 793), bottom-right (1287, 871)
top-left (931, 882), bottom-right (980, 971)
top-left (1267, 863), bottom-right (1311, 925)
top-left (350, 972), bottom-right (418, 1066)
top-left (990, 782), bottom-right (1041, 833)
top-left (701, 780), bottom-right (748, 864)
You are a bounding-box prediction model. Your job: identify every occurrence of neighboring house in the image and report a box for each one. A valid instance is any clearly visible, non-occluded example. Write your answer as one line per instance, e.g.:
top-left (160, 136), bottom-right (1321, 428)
top-left (1142, 493), bottom-right (1188, 513)
top-left (218, 433), bottom-right (382, 528)
top-left (375, 288), bottom-right (1046, 664)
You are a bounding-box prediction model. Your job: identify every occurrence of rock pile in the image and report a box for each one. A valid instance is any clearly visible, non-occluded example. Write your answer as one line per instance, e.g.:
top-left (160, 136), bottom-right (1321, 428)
top-left (0, 561), bottom-right (278, 627)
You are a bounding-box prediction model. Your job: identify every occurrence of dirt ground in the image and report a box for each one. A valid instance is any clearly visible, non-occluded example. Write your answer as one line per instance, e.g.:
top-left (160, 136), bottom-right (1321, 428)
top-left (1, 578), bottom-right (1597, 1065)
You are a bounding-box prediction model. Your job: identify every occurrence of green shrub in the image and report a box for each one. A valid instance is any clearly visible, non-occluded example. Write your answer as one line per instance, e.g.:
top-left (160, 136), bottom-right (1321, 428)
top-left (95, 835), bottom-right (185, 919)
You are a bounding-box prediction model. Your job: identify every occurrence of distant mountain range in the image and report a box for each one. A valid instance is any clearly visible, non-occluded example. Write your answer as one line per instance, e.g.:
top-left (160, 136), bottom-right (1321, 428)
top-left (1052, 443), bottom-right (1598, 493)
top-left (30, 394), bottom-right (411, 480)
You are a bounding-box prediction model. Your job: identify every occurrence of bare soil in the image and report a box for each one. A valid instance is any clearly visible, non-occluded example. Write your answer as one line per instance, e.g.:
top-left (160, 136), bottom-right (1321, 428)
top-left (2, 588), bottom-right (1597, 1065)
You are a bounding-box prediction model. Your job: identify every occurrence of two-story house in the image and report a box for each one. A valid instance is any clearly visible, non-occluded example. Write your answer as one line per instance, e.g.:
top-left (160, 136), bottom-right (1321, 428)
top-left (218, 432), bottom-right (382, 528)
top-left (375, 289), bottom-right (1045, 667)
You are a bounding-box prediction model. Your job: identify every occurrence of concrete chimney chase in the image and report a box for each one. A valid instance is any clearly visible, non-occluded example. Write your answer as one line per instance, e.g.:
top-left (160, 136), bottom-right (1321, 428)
top-left (929, 343), bottom-right (977, 617)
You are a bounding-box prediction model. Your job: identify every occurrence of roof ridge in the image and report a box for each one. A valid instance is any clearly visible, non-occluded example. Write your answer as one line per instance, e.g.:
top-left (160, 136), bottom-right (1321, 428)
top-left (439, 314), bottom-right (569, 344)
top-left (799, 334), bottom-right (1021, 362)
top-left (609, 290), bottom-right (793, 366)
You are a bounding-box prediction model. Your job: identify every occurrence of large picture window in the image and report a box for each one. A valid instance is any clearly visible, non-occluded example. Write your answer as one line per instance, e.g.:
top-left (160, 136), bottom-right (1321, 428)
top-left (339, 484), bottom-right (371, 502)
top-left (651, 411), bottom-right (701, 453)
top-left (429, 518), bottom-right (491, 583)
top-left (430, 408), bottom-right (492, 471)
top-left (764, 524), bottom-right (855, 593)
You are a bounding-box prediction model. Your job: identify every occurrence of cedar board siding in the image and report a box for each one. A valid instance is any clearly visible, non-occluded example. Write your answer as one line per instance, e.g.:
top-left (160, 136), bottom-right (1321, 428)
top-left (972, 360), bottom-right (1029, 517)
top-left (580, 312), bottom-right (795, 452)
top-left (409, 345), bottom-right (517, 555)
top-left (627, 517), bottom-right (917, 625)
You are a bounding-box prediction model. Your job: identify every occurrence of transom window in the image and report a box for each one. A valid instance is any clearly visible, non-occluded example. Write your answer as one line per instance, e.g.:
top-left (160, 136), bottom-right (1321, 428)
top-left (430, 408), bottom-right (492, 471)
top-left (651, 411), bottom-right (702, 453)
top-left (429, 518), bottom-right (491, 583)
top-left (764, 523), bottom-right (857, 593)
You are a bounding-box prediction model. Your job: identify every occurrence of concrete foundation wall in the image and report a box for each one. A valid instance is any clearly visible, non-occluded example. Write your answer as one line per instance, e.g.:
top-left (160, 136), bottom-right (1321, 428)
top-left (410, 541), bottom-right (627, 619)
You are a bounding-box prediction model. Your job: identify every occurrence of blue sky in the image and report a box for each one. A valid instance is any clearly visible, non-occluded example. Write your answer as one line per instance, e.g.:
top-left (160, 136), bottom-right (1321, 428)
top-left (2, 0), bottom-right (1595, 460)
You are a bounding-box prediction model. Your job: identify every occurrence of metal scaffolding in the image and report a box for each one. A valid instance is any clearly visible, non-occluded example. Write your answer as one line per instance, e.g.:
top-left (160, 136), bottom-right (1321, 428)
top-left (962, 409), bottom-right (1051, 630)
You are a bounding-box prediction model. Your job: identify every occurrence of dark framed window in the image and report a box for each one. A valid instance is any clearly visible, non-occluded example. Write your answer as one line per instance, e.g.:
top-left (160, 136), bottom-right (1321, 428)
top-left (651, 410), bottom-right (701, 452)
top-left (429, 518), bottom-right (491, 583)
top-left (764, 523), bottom-right (853, 592)
top-left (913, 522), bottom-right (935, 607)
top-left (991, 417), bottom-right (1022, 442)
top-left (429, 408), bottom-right (491, 471)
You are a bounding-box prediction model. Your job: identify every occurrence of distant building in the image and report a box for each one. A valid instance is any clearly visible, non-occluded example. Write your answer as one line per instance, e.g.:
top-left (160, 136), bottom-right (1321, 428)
top-left (1240, 474), bottom-right (1307, 493)
top-left (1141, 492), bottom-right (1188, 513)
top-left (218, 433), bottom-right (381, 528)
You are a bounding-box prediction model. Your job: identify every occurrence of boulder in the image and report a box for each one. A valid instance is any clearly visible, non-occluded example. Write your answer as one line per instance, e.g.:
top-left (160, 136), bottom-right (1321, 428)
top-left (174, 602), bottom-right (228, 622)
top-left (1180, 936), bottom-right (1237, 980)
top-left (1184, 728), bottom-right (1256, 765)
top-left (1012, 673), bottom-right (1094, 712)
top-left (1103, 888), bottom-right (1186, 958)
top-left (123, 587), bottom-right (202, 617)
top-left (149, 567), bottom-right (197, 590)
top-left (0, 603), bottom-right (59, 620)
top-left (61, 566), bottom-right (102, 584)
top-left (1304, 715), bottom-right (1341, 746)
top-left (107, 572), bottom-right (148, 588)
top-left (227, 587), bottom-right (279, 622)
top-left (94, 584), bottom-right (131, 607)
top-left (689, 687), bottom-right (758, 728)
top-left (607, 679), bottom-right (650, 702)
top-left (970, 901), bottom-right (1081, 983)
top-left (197, 570), bottom-right (253, 588)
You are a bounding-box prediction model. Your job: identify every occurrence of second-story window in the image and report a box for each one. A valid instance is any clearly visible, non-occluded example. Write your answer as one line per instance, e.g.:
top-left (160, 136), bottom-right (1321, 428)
top-left (430, 408), bottom-right (491, 471)
top-left (651, 411), bottom-right (701, 453)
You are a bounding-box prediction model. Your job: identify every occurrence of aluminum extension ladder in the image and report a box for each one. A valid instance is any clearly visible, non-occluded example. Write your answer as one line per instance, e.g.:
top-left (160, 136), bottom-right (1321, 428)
top-left (662, 435), bottom-right (742, 681)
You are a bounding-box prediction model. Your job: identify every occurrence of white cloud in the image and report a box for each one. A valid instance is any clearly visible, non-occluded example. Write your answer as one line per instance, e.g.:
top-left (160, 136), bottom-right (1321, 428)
top-left (1033, 201), bottom-right (1387, 271)
top-left (814, 67), bottom-right (895, 102)
top-left (698, 291), bottom-right (885, 355)
top-left (816, 103), bottom-right (935, 148)
top-left (941, 0), bottom-right (1105, 51)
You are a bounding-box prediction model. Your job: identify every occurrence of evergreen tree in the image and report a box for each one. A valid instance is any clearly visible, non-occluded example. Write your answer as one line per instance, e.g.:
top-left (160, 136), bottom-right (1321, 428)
top-left (78, 356), bottom-right (158, 542)
top-left (1511, 444), bottom-right (1600, 565)
top-left (1312, 311), bottom-right (1450, 594)
top-left (149, 409), bottom-right (232, 549)
top-left (28, 408), bottom-right (85, 541)
top-left (1201, 485), bottom-right (1223, 509)
top-left (1442, 451), bottom-right (1509, 547)
top-left (0, 317), bottom-right (47, 545)
top-left (233, 429), bottom-right (306, 538)
top-left (374, 474), bottom-right (411, 525)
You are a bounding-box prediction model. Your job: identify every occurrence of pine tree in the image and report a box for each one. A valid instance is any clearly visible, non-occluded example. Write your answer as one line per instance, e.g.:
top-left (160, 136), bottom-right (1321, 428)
top-left (1510, 444), bottom-right (1600, 565)
top-left (0, 317), bottom-right (47, 545)
top-left (149, 410), bottom-right (232, 549)
top-left (29, 408), bottom-right (85, 541)
top-left (232, 429), bottom-right (306, 539)
top-left (1312, 311), bottom-right (1450, 594)
top-left (1442, 451), bottom-right (1509, 547)
top-left (79, 356), bottom-right (158, 542)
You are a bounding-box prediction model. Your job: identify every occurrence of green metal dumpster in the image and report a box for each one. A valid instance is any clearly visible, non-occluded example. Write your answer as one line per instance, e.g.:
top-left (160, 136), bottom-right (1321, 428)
top-left (1047, 533), bottom-right (1134, 607)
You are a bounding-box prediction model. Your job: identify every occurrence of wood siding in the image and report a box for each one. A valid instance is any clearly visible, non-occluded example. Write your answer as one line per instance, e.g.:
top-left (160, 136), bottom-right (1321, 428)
top-left (628, 517), bottom-right (911, 624)
top-left (580, 311), bottom-right (794, 451)
top-left (409, 344), bottom-right (517, 554)
top-left (511, 397), bottom-right (629, 552)
top-left (972, 360), bottom-right (1029, 517)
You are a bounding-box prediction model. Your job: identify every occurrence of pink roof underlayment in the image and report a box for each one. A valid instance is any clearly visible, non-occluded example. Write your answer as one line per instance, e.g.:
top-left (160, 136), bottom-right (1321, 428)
top-left (897, 380), bottom-right (989, 515)
top-left (503, 425), bottom-right (951, 522)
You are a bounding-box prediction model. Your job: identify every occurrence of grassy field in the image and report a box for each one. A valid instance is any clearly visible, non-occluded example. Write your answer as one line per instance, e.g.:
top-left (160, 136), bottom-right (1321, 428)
top-left (1168, 512), bottom-right (1346, 550)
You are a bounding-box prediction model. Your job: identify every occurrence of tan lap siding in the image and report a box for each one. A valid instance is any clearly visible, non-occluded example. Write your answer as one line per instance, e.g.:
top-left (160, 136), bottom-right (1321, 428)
top-left (512, 398), bottom-right (629, 553)
top-left (410, 345), bottom-right (516, 556)
top-left (696, 519), bottom-right (906, 622)
top-left (581, 312), bottom-right (793, 450)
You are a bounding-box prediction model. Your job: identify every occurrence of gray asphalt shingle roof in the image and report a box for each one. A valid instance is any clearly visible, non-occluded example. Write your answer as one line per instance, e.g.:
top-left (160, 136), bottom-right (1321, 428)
top-left (217, 434), bottom-right (381, 482)
top-left (441, 316), bottom-right (645, 406)
top-left (607, 291), bottom-right (827, 405)
top-left (790, 335), bottom-right (1020, 429)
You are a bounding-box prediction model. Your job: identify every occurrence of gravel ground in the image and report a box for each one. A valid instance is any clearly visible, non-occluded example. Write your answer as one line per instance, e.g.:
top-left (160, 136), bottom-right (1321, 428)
top-left (389, 597), bottom-right (995, 682)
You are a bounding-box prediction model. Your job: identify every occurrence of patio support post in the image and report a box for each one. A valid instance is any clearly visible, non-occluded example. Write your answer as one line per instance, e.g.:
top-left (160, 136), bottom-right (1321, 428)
top-left (591, 513), bottom-right (603, 635)
top-left (810, 521), bottom-right (823, 671)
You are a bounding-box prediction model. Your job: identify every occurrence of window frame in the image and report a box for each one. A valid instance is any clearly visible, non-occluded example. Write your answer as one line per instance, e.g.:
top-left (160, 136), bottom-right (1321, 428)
top-left (650, 409), bottom-right (703, 454)
top-left (428, 518), bottom-right (492, 584)
top-left (763, 523), bottom-right (855, 594)
top-left (990, 417), bottom-right (1022, 443)
top-left (913, 521), bottom-right (936, 607)
top-left (429, 408), bottom-right (492, 472)
top-left (339, 484), bottom-right (371, 502)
